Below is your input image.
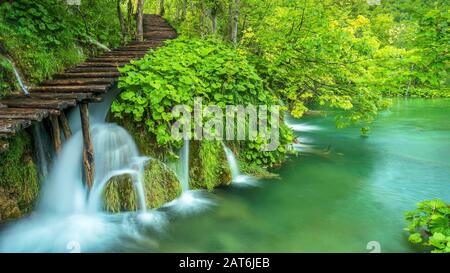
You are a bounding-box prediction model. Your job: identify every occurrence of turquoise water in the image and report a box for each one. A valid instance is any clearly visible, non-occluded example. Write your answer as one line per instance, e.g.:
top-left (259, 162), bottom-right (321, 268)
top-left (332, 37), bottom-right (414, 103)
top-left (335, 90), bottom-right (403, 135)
top-left (1, 99), bottom-right (448, 253)
top-left (146, 98), bottom-right (449, 253)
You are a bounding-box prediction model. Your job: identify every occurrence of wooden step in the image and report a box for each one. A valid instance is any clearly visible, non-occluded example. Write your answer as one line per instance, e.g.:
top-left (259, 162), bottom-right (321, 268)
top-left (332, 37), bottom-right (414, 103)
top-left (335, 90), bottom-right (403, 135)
top-left (78, 62), bottom-right (128, 67)
top-left (30, 85), bottom-right (109, 94)
top-left (88, 57), bottom-right (134, 62)
top-left (66, 66), bottom-right (119, 73)
top-left (42, 78), bottom-right (115, 86)
top-left (144, 32), bottom-right (178, 39)
top-left (101, 51), bottom-right (147, 57)
top-left (0, 98), bottom-right (76, 110)
top-left (0, 108), bottom-right (53, 121)
top-left (28, 92), bottom-right (94, 101)
top-left (54, 72), bottom-right (120, 78)
top-left (111, 47), bottom-right (150, 52)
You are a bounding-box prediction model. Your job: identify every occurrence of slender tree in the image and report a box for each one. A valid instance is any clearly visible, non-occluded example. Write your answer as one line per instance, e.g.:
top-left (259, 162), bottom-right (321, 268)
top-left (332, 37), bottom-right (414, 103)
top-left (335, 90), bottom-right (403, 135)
top-left (160, 0), bottom-right (165, 16)
top-left (136, 0), bottom-right (145, 41)
top-left (230, 0), bottom-right (239, 44)
top-left (117, 0), bottom-right (127, 43)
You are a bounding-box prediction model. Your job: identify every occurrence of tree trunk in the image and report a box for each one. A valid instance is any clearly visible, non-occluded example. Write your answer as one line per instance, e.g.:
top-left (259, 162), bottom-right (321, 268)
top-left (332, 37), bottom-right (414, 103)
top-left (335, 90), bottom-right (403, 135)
top-left (199, 2), bottom-right (206, 38)
top-left (211, 9), bottom-right (217, 34)
top-left (136, 0), bottom-right (145, 41)
top-left (80, 103), bottom-right (94, 189)
top-left (126, 0), bottom-right (134, 36)
top-left (159, 0), bottom-right (165, 16)
top-left (231, 0), bottom-right (239, 44)
top-left (117, 0), bottom-right (127, 43)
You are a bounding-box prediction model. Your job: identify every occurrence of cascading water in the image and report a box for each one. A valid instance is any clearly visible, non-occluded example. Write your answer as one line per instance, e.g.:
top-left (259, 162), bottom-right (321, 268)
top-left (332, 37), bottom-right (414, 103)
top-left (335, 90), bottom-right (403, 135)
top-left (32, 123), bottom-right (51, 180)
top-left (87, 124), bottom-right (149, 213)
top-left (222, 143), bottom-right (255, 186)
top-left (1, 56), bottom-right (30, 96)
top-left (178, 138), bottom-right (190, 192)
top-left (163, 138), bottom-right (213, 214)
top-left (285, 117), bottom-right (328, 155)
top-left (0, 89), bottom-right (164, 252)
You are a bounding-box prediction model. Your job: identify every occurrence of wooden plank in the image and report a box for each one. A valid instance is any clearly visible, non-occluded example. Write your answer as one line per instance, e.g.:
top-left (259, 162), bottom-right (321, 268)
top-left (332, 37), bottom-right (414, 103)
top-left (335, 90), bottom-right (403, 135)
top-left (101, 52), bottom-right (146, 57)
top-left (0, 98), bottom-right (76, 110)
top-left (88, 57), bottom-right (134, 62)
top-left (6, 92), bottom-right (94, 101)
top-left (30, 85), bottom-right (108, 94)
top-left (54, 72), bottom-right (121, 78)
top-left (0, 108), bottom-right (51, 121)
top-left (66, 67), bottom-right (119, 73)
top-left (78, 62), bottom-right (128, 67)
top-left (42, 78), bottom-right (115, 86)
top-left (110, 48), bottom-right (150, 52)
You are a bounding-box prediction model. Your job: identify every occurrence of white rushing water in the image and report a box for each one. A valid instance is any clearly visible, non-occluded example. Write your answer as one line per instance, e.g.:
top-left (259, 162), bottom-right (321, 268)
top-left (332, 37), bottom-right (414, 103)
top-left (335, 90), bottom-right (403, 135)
top-left (179, 139), bottom-right (190, 192)
top-left (32, 123), bottom-right (51, 180)
top-left (162, 139), bottom-right (213, 215)
top-left (2, 57), bottom-right (30, 96)
top-left (0, 93), bottom-right (163, 252)
top-left (222, 143), bottom-right (255, 186)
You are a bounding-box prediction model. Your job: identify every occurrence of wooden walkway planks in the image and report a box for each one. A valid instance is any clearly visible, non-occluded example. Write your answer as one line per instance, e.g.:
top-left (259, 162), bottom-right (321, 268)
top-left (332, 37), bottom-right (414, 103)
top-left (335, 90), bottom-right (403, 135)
top-left (0, 14), bottom-right (177, 138)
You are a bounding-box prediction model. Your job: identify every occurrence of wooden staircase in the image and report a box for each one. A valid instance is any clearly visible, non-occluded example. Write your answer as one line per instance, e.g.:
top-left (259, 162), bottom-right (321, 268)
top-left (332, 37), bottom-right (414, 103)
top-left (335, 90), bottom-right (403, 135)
top-left (0, 14), bottom-right (177, 139)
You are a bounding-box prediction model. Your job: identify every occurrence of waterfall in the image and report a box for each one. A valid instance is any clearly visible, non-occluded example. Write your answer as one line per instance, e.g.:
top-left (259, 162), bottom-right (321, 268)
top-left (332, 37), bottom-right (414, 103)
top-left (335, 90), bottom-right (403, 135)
top-left (0, 91), bottom-right (161, 252)
top-left (222, 143), bottom-right (240, 181)
top-left (162, 138), bottom-right (213, 214)
top-left (178, 138), bottom-right (190, 192)
top-left (87, 124), bottom-right (149, 213)
top-left (32, 123), bottom-right (51, 180)
top-left (1, 56), bottom-right (30, 96)
top-left (222, 142), bottom-right (254, 185)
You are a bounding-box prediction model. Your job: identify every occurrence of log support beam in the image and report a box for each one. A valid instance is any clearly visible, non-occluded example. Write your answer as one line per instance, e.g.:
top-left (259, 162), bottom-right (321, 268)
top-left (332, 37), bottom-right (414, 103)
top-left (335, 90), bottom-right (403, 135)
top-left (49, 114), bottom-right (62, 155)
top-left (80, 103), bottom-right (94, 189)
top-left (59, 111), bottom-right (72, 140)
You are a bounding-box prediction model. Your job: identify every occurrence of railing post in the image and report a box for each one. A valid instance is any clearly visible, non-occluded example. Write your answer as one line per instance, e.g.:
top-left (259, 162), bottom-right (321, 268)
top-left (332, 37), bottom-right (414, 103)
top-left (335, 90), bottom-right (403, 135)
top-left (49, 114), bottom-right (61, 155)
top-left (59, 111), bottom-right (72, 140)
top-left (80, 102), bottom-right (94, 189)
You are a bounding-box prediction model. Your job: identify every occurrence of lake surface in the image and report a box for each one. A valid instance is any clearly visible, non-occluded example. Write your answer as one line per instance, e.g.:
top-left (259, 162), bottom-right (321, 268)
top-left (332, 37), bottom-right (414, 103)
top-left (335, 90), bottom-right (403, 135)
top-left (148, 98), bottom-right (450, 253)
top-left (1, 98), bottom-right (448, 253)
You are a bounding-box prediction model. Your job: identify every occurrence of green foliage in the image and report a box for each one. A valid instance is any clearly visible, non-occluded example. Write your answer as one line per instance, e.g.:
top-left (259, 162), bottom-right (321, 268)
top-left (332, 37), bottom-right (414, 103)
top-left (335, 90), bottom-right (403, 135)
top-left (113, 37), bottom-right (292, 166)
top-left (369, 0), bottom-right (450, 98)
top-left (0, 132), bottom-right (39, 219)
top-left (405, 199), bottom-right (450, 253)
top-left (0, 0), bottom-right (122, 95)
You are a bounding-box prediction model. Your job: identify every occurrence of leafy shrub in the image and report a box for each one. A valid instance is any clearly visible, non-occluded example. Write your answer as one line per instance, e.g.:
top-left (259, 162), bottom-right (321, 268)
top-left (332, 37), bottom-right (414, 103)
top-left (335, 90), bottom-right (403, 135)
top-left (405, 199), bottom-right (450, 253)
top-left (0, 0), bottom-right (122, 94)
top-left (113, 37), bottom-right (293, 166)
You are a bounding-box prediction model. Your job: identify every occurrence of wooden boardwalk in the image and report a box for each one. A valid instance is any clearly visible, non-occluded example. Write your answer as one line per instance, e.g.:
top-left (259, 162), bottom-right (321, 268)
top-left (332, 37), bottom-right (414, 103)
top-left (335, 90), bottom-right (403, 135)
top-left (0, 14), bottom-right (177, 139)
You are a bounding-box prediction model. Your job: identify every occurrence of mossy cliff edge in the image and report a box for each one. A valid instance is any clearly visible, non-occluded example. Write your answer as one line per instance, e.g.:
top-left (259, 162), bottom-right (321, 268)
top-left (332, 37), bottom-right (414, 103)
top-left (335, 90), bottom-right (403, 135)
top-left (0, 132), bottom-right (39, 221)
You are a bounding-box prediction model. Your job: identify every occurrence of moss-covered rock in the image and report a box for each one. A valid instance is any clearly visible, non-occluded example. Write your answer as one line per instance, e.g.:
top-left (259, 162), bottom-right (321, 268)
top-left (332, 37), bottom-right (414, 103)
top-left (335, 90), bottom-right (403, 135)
top-left (0, 131), bottom-right (39, 220)
top-left (103, 159), bottom-right (182, 212)
top-left (190, 140), bottom-right (232, 190)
